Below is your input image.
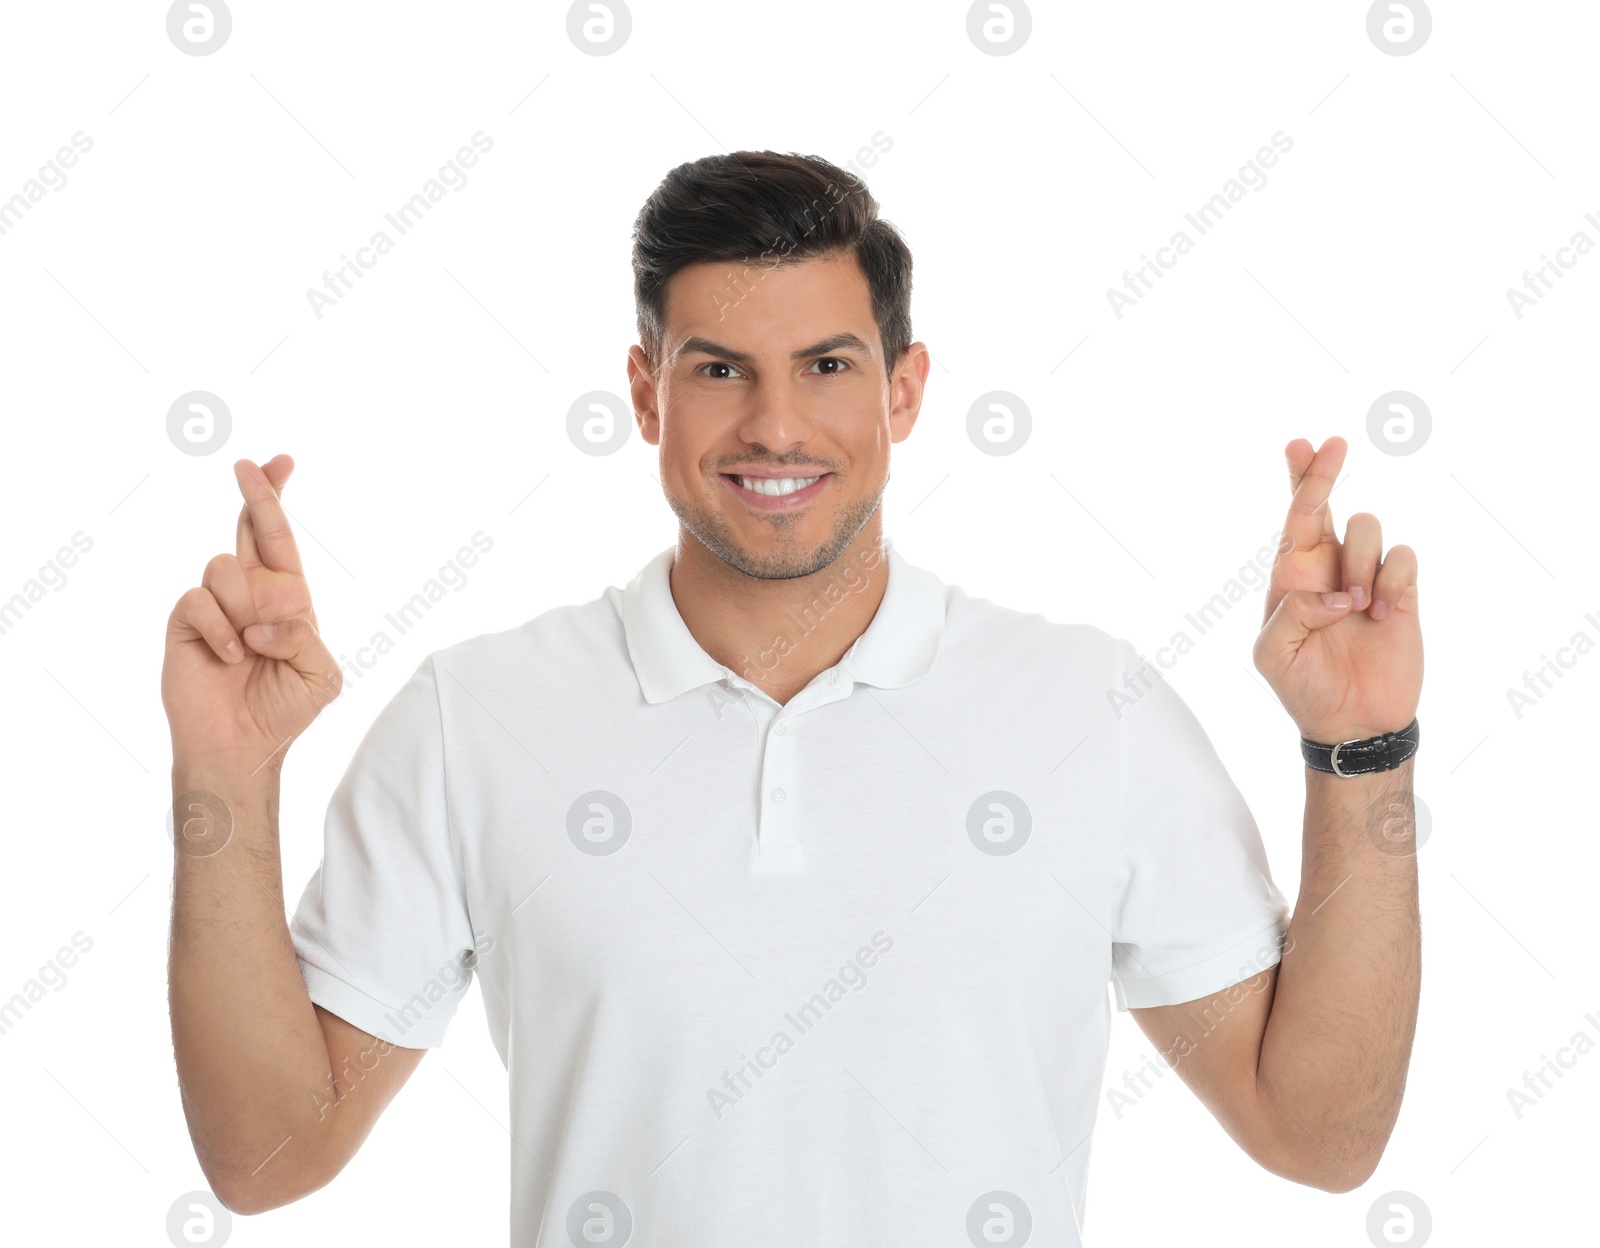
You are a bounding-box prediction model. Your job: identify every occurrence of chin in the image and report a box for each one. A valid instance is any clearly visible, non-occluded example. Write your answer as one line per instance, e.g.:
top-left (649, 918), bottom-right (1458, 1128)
top-left (720, 537), bottom-right (838, 581)
top-left (668, 482), bottom-right (883, 582)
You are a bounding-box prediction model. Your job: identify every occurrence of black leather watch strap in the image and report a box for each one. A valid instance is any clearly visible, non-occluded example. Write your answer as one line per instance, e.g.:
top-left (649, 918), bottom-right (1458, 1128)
top-left (1301, 717), bottom-right (1419, 776)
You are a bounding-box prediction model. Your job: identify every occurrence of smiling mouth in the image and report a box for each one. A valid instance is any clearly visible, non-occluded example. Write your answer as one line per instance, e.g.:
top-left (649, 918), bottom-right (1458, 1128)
top-left (720, 472), bottom-right (833, 510)
top-left (727, 474), bottom-right (823, 496)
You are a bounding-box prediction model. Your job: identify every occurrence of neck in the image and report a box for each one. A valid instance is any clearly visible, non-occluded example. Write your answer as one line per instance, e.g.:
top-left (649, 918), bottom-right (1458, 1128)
top-left (668, 520), bottom-right (890, 706)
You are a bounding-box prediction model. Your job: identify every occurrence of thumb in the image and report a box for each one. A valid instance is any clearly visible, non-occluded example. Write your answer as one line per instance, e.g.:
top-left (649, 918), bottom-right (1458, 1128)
top-left (240, 617), bottom-right (342, 702)
top-left (1255, 588), bottom-right (1352, 670)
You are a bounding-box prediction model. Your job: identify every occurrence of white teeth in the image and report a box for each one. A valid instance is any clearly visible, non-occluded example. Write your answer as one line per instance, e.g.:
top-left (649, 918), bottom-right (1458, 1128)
top-left (738, 475), bottom-right (820, 496)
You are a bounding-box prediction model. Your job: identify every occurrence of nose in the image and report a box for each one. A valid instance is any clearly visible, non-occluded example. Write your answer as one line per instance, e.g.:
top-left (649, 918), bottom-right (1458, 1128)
top-left (738, 376), bottom-right (818, 452)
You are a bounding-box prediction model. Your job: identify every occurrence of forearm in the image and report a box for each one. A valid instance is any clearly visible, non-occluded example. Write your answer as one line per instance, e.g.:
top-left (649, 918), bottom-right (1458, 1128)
top-left (1254, 756), bottom-right (1420, 1191)
top-left (168, 759), bottom-right (340, 1209)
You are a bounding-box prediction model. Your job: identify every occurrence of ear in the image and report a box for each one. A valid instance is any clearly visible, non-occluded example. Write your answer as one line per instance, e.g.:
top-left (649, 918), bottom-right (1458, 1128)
top-left (888, 342), bottom-right (930, 445)
top-left (627, 344), bottom-right (661, 445)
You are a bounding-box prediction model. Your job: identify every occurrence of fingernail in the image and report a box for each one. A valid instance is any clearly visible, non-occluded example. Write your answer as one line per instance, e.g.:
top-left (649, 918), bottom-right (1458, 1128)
top-left (1347, 585), bottom-right (1368, 610)
top-left (1370, 599), bottom-right (1389, 620)
top-left (225, 639), bottom-right (240, 658)
top-left (1323, 591), bottom-right (1352, 609)
top-left (258, 622), bottom-right (276, 640)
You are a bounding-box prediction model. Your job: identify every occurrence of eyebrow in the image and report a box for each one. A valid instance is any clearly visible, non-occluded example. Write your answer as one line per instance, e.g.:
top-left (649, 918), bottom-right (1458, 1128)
top-left (671, 332), bottom-right (875, 367)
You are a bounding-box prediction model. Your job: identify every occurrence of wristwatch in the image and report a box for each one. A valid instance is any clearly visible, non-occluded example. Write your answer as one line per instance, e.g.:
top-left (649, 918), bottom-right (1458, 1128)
top-left (1301, 717), bottom-right (1420, 777)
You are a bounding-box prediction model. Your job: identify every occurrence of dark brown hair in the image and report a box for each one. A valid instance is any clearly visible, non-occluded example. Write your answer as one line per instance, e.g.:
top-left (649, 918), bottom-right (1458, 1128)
top-left (631, 150), bottom-right (913, 378)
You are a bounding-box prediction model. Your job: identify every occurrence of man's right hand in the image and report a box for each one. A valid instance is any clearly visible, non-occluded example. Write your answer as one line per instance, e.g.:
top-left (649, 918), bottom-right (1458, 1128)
top-left (161, 454), bottom-right (342, 771)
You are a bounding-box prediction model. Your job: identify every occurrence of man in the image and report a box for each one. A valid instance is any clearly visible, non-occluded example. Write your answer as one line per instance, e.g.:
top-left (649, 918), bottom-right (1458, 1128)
top-left (165, 151), bottom-right (1423, 1245)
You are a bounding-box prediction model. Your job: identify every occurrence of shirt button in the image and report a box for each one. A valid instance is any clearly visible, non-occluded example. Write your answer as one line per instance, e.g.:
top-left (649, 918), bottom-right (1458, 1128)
top-left (771, 788), bottom-right (786, 802)
top-left (775, 724), bottom-right (787, 736)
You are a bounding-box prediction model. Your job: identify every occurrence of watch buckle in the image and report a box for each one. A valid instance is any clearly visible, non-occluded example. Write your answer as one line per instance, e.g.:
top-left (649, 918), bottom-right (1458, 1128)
top-left (1329, 736), bottom-right (1366, 778)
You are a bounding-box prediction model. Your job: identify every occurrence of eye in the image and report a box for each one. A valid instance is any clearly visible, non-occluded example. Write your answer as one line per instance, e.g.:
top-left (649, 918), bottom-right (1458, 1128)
top-left (809, 357), bottom-right (850, 375)
top-left (697, 362), bottom-right (745, 380)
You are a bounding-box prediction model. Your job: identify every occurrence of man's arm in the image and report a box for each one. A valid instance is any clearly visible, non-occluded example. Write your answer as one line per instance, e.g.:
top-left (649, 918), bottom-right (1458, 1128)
top-left (163, 456), bottom-right (427, 1212)
top-left (170, 762), bottom-right (428, 1213)
top-left (1129, 755), bottom-right (1419, 1192)
top-left (1127, 432), bottom-right (1423, 1193)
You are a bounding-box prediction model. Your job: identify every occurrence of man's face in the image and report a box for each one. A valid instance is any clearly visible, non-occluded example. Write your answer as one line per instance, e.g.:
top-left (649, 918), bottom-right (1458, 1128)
top-left (629, 251), bottom-right (927, 581)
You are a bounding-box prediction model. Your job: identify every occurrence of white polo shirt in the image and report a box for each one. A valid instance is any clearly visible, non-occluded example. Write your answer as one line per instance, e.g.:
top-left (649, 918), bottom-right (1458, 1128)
top-left (289, 540), bottom-right (1289, 1247)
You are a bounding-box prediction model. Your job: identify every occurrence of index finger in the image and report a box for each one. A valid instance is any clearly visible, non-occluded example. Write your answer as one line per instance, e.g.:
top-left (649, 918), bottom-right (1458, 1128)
top-left (1281, 436), bottom-right (1345, 553)
top-left (233, 456), bottom-right (303, 574)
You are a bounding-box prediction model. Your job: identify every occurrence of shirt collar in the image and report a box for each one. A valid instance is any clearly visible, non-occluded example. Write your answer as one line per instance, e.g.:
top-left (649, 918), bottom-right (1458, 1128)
top-left (621, 540), bottom-right (946, 705)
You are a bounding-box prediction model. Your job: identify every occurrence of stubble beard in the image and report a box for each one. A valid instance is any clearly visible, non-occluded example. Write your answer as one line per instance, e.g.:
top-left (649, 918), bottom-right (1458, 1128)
top-left (666, 474), bottom-right (885, 581)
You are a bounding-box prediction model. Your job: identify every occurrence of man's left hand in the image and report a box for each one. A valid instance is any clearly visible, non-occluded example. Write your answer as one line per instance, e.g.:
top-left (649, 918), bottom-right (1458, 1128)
top-left (1253, 435), bottom-right (1423, 745)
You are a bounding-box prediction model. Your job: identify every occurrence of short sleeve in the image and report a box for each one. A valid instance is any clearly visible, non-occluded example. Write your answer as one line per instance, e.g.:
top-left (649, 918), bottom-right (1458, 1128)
top-left (288, 655), bottom-right (478, 1048)
top-left (1105, 638), bottom-right (1290, 1011)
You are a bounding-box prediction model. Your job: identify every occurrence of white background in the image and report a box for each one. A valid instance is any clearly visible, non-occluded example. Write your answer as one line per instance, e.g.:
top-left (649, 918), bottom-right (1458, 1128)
top-left (1, 1), bottom-right (1595, 1244)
